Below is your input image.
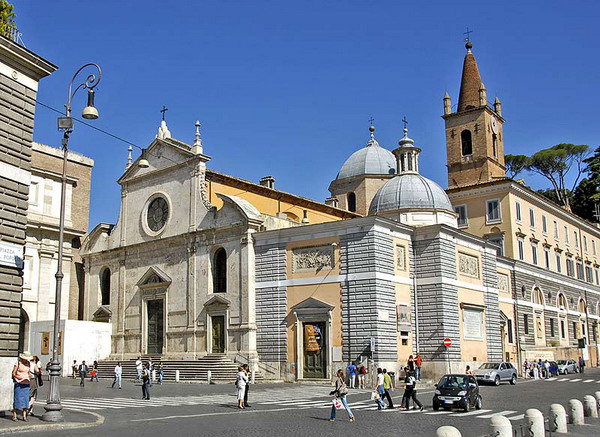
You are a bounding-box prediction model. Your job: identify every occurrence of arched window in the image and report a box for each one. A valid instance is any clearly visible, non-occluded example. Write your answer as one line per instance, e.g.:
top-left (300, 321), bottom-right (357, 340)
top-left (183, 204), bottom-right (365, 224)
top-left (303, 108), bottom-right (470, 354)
top-left (100, 268), bottom-right (111, 305)
top-left (213, 248), bottom-right (227, 293)
top-left (492, 133), bottom-right (498, 157)
top-left (461, 130), bottom-right (473, 156)
top-left (532, 288), bottom-right (545, 306)
top-left (347, 192), bottom-right (356, 213)
top-left (578, 298), bottom-right (587, 314)
top-left (557, 293), bottom-right (568, 311)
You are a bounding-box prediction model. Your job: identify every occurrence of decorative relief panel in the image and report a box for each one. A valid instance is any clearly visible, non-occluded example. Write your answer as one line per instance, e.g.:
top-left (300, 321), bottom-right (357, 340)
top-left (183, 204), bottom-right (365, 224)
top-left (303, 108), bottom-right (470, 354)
top-left (497, 273), bottom-right (509, 292)
top-left (396, 245), bottom-right (406, 271)
top-left (292, 246), bottom-right (334, 272)
top-left (458, 252), bottom-right (480, 278)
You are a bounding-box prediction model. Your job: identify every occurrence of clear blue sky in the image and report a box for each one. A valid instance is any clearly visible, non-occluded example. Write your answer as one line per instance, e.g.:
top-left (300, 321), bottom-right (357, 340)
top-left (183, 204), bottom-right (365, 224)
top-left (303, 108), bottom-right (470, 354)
top-left (17, 1), bottom-right (600, 228)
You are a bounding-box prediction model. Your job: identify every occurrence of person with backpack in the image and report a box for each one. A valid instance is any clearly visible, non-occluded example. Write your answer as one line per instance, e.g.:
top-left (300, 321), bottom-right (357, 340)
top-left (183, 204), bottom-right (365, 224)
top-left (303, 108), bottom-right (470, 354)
top-left (329, 369), bottom-right (355, 422)
top-left (141, 363), bottom-right (151, 400)
top-left (400, 367), bottom-right (423, 411)
top-left (358, 364), bottom-right (367, 389)
top-left (78, 361), bottom-right (88, 387)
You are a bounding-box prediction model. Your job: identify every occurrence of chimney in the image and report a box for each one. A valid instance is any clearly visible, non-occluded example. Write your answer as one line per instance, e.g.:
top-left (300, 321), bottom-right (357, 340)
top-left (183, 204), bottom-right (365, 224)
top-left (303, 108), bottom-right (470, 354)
top-left (259, 176), bottom-right (275, 189)
top-left (325, 196), bottom-right (339, 208)
top-left (301, 210), bottom-right (310, 224)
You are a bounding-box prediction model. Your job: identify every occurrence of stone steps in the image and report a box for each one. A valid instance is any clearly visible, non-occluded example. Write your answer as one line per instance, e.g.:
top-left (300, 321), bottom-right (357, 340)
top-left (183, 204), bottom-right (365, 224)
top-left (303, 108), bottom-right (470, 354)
top-left (95, 355), bottom-right (264, 383)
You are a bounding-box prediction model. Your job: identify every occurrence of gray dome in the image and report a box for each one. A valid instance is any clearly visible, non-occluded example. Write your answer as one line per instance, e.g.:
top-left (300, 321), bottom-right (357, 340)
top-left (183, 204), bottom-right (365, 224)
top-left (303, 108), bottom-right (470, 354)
top-left (336, 138), bottom-right (396, 180)
top-left (369, 173), bottom-right (453, 214)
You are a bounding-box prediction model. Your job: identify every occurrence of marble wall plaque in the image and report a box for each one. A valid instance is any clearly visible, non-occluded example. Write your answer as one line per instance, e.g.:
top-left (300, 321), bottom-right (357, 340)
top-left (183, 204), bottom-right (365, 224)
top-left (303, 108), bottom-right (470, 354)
top-left (292, 246), bottom-right (334, 272)
top-left (463, 309), bottom-right (483, 340)
top-left (458, 252), bottom-right (480, 278)
top-left (498, 273), bottom-right (509, 292)
top-left (396, 245), bottom-right (406, 271)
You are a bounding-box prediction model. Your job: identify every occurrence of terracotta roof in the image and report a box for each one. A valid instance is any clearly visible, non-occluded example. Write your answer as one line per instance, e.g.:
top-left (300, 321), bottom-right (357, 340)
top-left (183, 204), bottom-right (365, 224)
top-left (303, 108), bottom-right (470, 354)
top-left (457, 44), bottom-right (483, 112)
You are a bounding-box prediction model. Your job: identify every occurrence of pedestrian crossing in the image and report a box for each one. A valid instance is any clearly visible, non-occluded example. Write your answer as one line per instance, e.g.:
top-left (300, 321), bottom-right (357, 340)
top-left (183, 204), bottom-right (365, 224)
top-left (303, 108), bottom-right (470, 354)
top-left (543, 377), bottom-right (599, 383)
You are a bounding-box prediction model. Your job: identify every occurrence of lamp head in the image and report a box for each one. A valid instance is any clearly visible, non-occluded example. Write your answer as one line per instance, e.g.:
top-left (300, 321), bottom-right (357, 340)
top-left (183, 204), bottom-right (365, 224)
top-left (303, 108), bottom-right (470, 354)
top-left (82, 89), bottom-right (99, 120)
top-left (138, 149), bottom-right (150, 168)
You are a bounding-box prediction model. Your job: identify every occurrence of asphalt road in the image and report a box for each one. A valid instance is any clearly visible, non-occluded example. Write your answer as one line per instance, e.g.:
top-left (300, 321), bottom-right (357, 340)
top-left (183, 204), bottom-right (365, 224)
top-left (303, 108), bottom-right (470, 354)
top-left (18, 369), bottom-right (600, 437)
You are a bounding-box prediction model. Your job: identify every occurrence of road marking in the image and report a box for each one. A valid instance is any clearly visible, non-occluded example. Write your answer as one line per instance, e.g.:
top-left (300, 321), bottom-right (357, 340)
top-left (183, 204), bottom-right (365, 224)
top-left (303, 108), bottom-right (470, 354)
top-left (546, 378), bottom-right (557, 381)
top-left (131, 407), bottom-right (311, 422)
top-left (558, 378), bottom-right (569, 381)
top-left (507, 414), bottom-right (525, 421)
top-left (477, 410), bottom-right (517, 418)
top-left (570, 379), bottom-right (582, 382)
top-left (451, 409), bottom-right (492, 417)
top-left (424, 411), bottom-right (453, 415)
top-left (583, 379), bottom-right (594, 383)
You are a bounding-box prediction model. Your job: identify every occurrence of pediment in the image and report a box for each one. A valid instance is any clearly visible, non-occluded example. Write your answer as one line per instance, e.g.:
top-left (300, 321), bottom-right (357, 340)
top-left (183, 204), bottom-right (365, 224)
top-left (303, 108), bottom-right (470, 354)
top-left (93, 305), bottom-right (112, 322)
top-left (291, 297), bottom-right (334, 314)
top-left (137, 267), bottom-right (172, 288)
top-left (203, 295), bottom-right (231, 308)
top-left (216, 193), bottom-right (263, 225)
top-left (118, 137), bottom-right (210, 184)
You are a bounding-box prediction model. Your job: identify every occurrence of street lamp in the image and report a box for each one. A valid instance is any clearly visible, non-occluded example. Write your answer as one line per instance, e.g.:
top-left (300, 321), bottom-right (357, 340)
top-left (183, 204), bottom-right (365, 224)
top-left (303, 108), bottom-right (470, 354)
top-left (42, 63), bottom-right (102, 423)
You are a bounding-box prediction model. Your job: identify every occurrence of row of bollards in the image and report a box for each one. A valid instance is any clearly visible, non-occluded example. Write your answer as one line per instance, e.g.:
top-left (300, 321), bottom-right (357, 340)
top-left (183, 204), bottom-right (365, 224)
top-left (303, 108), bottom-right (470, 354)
top-left (435, 391), bottom-right (600, 437)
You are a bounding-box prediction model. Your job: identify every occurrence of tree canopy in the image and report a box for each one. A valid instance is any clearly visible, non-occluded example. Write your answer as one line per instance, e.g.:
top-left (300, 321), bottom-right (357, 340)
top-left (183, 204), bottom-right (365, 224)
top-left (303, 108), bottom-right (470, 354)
top-left (505, 154), bottom-right (530, 179)
top-left (0, 1), bottom-right (16, 39)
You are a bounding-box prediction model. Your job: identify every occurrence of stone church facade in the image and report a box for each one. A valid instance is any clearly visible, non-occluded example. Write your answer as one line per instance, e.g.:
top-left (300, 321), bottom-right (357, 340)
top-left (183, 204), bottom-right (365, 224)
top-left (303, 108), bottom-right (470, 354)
top-left (81, 41), bottom-right (600, 381)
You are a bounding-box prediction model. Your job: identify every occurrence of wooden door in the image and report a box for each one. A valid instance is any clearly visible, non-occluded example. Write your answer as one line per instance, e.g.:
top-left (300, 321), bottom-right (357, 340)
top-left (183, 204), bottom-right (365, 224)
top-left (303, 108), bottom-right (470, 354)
top-left (147, 299), bottom-right (164, 354)
top-left (211, 315), bottom-right (225, 353)
top-left (303, 322), bottom-right (326, 379)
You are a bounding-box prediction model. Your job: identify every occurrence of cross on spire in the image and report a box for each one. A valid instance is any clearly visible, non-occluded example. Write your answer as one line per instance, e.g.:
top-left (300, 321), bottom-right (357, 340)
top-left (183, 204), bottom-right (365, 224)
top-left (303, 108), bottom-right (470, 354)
top-left (368, 117), bottom-right (375, 125)
top-left (402, 116), bottom-right (409, 130)
top-left (464, 26), bottom-right (473, 43)
top-left (160, 105), bottom-right (169, 121)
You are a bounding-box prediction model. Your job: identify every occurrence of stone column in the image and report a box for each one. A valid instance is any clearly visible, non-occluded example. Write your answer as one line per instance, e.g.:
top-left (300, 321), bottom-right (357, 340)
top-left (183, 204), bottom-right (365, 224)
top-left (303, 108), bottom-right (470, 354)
top-left (119, 186), bottom-right (128, 246)
top-left (117, 256), bottom-right (126, 357)
top-left (37, 250), bottom-right (55, 321)
top-left (239, 230), bottom-right (258, 367)
top-left (186, 237), bottom-right (198, 358)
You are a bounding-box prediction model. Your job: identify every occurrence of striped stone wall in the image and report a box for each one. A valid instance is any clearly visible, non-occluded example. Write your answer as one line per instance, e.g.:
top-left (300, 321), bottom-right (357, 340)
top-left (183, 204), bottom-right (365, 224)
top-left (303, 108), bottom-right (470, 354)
top-left (482, 249), bottom-right (502, 361)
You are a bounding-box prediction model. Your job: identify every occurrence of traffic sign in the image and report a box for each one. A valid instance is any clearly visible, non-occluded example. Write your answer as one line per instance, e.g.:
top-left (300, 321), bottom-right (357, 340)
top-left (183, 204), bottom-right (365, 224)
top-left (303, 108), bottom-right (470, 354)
top-left (443, 338), bottom-right (452, 347)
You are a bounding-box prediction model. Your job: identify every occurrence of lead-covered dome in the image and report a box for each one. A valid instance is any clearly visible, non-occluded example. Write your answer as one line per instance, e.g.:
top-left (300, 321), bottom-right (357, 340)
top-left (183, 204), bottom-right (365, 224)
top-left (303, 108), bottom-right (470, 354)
top-left (336, 126), bottom-right (396, 180)
top-left (369, 173), bottom-right (453, 214)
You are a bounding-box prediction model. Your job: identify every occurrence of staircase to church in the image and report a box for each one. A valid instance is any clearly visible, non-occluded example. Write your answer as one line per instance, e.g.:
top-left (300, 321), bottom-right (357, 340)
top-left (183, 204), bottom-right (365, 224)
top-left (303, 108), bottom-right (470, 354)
top-left (95, 354), bottom-right (264, 383)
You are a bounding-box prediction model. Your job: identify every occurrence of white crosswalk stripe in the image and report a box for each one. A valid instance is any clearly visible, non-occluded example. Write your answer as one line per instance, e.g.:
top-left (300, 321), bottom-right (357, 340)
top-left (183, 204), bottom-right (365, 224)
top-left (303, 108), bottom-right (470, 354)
top-left (570, 379), bottom-right (582, 382)
top-left (583, 379), bottom-right (594, 383)
top-left (558, 378), bottom-right (569, 381)
top-left (451, 409), bottom-right (492, 417)
top-left (424, 411), bottom-right (453, 415)
top-left (477, 410), bottom-right (517, 418)
top-left (546, 377), bottom-right (557, 381)
top-left (508, 414), bottom-right (525, 421)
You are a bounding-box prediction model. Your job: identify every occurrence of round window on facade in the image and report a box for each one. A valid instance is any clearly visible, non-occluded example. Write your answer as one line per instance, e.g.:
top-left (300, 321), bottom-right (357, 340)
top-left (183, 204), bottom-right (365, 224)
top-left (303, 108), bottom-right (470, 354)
top-left (147, 196), bottom-right (169, 232)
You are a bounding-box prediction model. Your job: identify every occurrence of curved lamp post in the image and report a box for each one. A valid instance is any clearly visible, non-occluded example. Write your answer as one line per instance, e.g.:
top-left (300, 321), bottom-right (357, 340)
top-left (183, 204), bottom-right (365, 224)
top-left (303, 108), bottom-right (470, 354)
top-left (42, 63), bottom-right (102, 422)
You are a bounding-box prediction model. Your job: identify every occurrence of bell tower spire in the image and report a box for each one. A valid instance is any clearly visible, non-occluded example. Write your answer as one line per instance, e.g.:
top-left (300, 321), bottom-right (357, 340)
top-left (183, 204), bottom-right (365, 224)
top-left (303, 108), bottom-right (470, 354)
top-left (442, 39), bottom-right (506, 188)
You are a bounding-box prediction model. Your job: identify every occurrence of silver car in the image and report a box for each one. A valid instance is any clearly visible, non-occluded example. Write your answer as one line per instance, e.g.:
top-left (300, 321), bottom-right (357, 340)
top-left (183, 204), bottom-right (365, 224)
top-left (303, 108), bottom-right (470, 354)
top-left (557, 359), bottom-right (579, 374)
top-left (473, 362), bottom-right (517, 386)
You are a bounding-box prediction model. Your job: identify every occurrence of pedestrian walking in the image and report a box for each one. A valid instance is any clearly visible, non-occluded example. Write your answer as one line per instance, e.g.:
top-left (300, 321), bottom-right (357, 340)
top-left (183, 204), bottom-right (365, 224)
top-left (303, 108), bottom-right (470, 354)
top-left (373, 368), bottom-right (385, 410)
top-left (112, 361), bottom-right (122, 389)
top-left (90, 360), bottom-right (99, 382)
top-left (242, 363), bottom-right (251, 407)
top-left (522, 360), bottom-right (530, 379)
top-left (415, 354), bottom-right (423, 381)
top-left (135, 356), bottom-right (143, 382)
top-left (147, 358), bottom-right (154, 385)
top-left (579, 356), bottom-right (585, 373)
top-left (358, 364), bottom-right (367, 389)
top-left (329, 369), bottom-right (355, 422)
top-left (79, 361), bottom-right (88, 387)
top-left (381, 369), bottom-right (394, 408)
top-left (235, 366), bottom-right (248, 409)
top-left (12, 352), bottom-right (34, 422)
top-left (532, 362), bottom-right (539, 380)
top-left (157, 363), bottom-right (164, 384)
top-left (71, 360), bottom-right (78, 379)
top-left (465, 365), bottom-right (473, 375)
top-left (27, 356), bottom-right (42, 417)
top-left (346, 361), bottom-right (357, 389)
top-left (400, 367), bottom-right (423, 411)
top-left (407, 355), bottom-right (415, 372)
top-left (141, 363), bottom-right (151, 400)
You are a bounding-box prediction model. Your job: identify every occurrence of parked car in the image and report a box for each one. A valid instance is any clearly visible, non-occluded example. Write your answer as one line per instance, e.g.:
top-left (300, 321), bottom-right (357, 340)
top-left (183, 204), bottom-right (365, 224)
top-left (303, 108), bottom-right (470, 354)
top-left (557, 359), bottom-right (579, 374)
top-left (473, 362), bottom-right (517, 386)
top-left (433, 374), bottom-right (482, 412)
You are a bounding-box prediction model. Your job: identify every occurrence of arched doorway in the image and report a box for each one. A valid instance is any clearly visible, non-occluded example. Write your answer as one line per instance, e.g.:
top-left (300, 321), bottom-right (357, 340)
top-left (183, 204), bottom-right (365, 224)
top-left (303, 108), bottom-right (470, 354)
top-left (532, 287), bottom-right (546, 345)
top-left (557, 293), bottom-right (569, 345)
top-left (18, 309), bottom-right (29, 352)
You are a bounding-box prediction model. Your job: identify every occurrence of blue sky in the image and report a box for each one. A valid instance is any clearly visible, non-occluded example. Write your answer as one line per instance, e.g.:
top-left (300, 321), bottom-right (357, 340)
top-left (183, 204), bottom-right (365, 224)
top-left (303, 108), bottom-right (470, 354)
top-left (17, 1), bottom-right (600, 228)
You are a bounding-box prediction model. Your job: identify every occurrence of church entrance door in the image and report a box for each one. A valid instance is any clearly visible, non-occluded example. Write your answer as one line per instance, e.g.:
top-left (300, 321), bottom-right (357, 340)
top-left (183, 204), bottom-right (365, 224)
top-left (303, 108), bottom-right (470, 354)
top-left (211, 315), bottom-right (225, 354)
top-left (303, 322), bottom-right (327, 379)
top-left (147, 299), bottom-right (164, 354)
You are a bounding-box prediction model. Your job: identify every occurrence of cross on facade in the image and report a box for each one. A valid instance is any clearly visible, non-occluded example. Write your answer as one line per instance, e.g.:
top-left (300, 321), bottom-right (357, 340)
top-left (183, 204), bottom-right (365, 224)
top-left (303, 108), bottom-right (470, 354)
top-left (160, 105), bottom-right (169, 121)
top-left (464, 26), bottom-right (473, 42)
top-left (368, 117), bottom-right (375, 125)
top-left (402, 116), bottom-right (409, 130)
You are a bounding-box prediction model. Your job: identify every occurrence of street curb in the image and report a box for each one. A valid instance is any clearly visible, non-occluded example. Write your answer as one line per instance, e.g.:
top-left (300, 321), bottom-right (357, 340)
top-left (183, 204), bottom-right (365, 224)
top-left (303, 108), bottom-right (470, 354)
top-left (0, 410), bottom-right (104, 435)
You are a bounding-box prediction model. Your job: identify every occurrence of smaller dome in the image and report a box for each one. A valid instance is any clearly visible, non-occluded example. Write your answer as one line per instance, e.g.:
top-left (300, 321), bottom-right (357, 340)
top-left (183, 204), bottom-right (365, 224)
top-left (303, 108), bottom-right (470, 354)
top-left (369, 173), bottom-right (453, 214)
top-left (336, 133), bottom-right (396, 180)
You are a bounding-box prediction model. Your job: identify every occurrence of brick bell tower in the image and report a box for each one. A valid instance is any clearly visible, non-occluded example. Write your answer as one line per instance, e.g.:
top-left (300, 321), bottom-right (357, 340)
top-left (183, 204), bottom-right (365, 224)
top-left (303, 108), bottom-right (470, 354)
top-left (442, 40), bottom-right (506, 188)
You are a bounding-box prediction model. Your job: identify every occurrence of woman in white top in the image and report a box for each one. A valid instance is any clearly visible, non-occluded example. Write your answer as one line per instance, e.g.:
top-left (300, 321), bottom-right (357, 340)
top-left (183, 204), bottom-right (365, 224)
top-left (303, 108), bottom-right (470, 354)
top-left (236, 366), bottom-right (248, 409)
top-left (373, 368), bottom-right (385, 410)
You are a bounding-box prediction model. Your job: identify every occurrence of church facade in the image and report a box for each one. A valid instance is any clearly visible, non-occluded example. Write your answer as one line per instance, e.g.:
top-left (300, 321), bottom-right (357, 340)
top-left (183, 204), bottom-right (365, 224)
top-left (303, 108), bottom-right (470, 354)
top-left (81, 42), bottom-right (600, 381)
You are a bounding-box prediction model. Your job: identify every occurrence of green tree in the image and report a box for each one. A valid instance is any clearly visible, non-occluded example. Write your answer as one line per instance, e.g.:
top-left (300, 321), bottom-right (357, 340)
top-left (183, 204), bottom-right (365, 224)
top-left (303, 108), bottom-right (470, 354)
top-left (572, 146), bottom-right (600, 222)
top-left (505, 154), bottom-right (530, 179)
top-left (0, 1), bottom-right (16, 39)
top-left (526, 143), bottom-right (588, 209)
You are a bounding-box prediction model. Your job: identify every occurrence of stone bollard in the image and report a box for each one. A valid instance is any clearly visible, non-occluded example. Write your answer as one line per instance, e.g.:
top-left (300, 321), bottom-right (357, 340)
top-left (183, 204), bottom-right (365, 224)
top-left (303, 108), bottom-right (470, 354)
top-left (489, 415), bottom-right (512, 437)
top-left (583, 395), bottom-right (598, 418)
top-left (594, 391), bottom-right (600, 408)
top-left (548, 404), bottom-right (568, 434)
top-left (435, 426), bottom-right (462, 437)
top-left (207, 370), bottom-right (212, 384)
top-left (567, 399), bottom-right (585, 425)
top-left (525, 409), bottom-right (545, 437)
top-left (175, 369), bottom-right (180, 382)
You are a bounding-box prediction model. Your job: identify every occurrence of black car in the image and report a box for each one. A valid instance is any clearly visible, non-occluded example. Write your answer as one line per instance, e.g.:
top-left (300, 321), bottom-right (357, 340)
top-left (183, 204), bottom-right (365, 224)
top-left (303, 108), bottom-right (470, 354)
top-left (433, 374), bottom-right (482, 412)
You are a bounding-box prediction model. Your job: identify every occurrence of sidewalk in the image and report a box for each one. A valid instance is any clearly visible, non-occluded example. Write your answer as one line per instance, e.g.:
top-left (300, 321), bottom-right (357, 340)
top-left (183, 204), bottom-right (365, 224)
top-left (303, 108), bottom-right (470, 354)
top-left (0, 409), bottom-right (103, 435)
